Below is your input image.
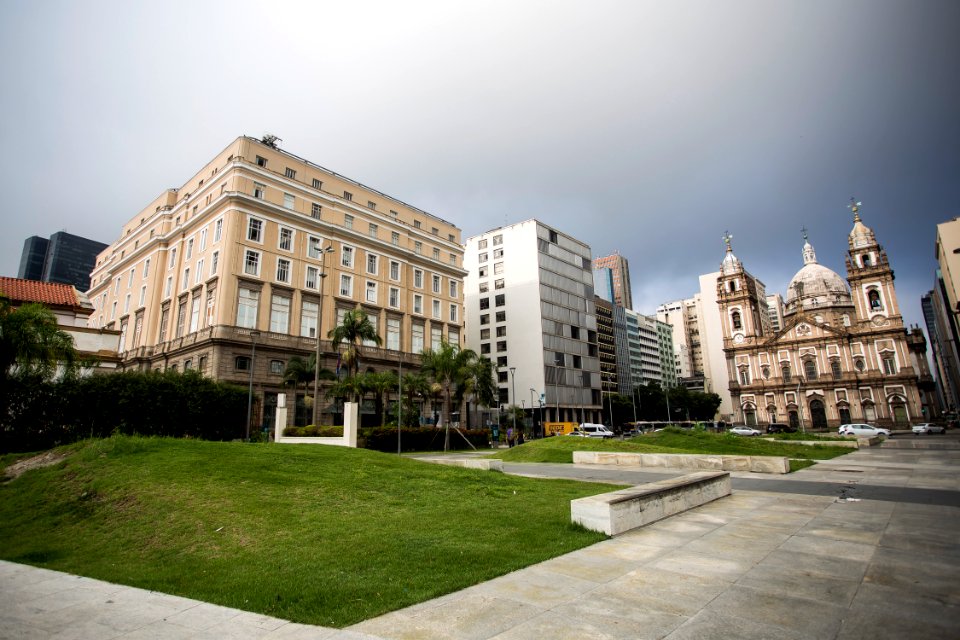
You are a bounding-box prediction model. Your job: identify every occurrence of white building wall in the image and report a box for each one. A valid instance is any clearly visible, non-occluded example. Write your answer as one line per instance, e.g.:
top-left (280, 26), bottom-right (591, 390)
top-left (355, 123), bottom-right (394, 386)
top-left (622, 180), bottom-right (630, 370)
top-left (698, 271), bottom-right (733, 419)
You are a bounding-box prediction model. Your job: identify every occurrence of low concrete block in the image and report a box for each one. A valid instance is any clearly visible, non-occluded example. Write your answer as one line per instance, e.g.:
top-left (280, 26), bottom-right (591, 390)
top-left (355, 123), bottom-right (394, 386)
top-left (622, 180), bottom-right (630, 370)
top-left (573, 451), bottom-right (790, 474)
top-left (429, 458), bottom-right (504, 472)
top-left (571, 471), bottom-right (731, 535)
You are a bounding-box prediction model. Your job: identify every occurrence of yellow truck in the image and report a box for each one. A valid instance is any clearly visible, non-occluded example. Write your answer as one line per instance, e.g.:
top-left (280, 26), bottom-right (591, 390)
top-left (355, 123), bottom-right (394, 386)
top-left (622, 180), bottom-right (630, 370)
top-left (543, 421), bottom-right (578, 437)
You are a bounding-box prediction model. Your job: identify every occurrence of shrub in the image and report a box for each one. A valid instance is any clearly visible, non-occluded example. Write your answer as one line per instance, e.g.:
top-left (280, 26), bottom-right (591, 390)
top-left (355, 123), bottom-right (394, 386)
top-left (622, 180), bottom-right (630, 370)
top-left (282, 425), bottom-right (344, 438)
top-left (363, 427), bottom-right (489, 452)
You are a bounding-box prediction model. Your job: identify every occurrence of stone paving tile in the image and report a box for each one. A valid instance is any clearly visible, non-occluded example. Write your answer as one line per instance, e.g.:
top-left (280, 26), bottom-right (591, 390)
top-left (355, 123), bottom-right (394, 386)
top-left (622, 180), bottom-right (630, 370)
top-left (705, 584), bottom-right (847, 638)
top-left (467, 565), bottom-right (601, 609)
top-left (662, 609), bottom-right (815, 640)
top-left (486, 608), bottom-right (676, 640)
top-left (112, 620), bottom-right (198, 640)
top-left (534, 546), bottom-right (652, 583)
top-left (759, 548), bottom-right (871, 582)
top-left (863, 546), bottom-right (960, 604)
top-left (843, 583), bottom-right (960, 639)
top-left (777, 533), bottom-right (878, 562)
top-left (735, 562), bottom-right (861, 606)
top-left (588, 567), bottom-right (731, 617)
top-left (163, 601), bottom-right (246, 631)
top-left (352, 594), bottom-right (542, 640)
top-left (648, 549), bottom-right (765, 582)
top-left (795, 519), bottom-right (886, 545)
top-left (261, 623), bottom-right (340, 639)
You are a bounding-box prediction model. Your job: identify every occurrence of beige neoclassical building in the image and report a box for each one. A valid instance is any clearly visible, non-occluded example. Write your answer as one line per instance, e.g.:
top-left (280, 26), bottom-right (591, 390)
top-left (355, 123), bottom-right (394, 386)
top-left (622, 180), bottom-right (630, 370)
top-left (87, 135), bottom-right (465, 427)
top-left (716, 203), bottom-right (932, 429)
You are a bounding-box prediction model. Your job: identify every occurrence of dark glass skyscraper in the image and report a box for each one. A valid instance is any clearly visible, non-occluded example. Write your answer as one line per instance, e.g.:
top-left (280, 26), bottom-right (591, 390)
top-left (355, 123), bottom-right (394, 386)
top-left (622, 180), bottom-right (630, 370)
top-left (17, 232), bottom-right (108, 291)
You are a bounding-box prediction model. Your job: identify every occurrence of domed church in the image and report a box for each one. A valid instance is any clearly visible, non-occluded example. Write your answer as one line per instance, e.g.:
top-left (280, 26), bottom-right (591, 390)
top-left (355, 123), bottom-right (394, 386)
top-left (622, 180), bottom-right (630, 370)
top-left (717, 201), bottom-right (931, 429)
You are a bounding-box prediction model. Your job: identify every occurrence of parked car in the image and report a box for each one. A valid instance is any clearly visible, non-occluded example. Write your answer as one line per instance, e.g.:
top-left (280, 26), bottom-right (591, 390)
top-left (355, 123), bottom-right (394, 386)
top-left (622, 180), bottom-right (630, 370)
top-left (839, 423), bottom-right (891, 437)
top-left (765, 423), bottom-right (798, 434)
top-left (730, 426), bottom-right (761, 436)
top-left (912, 423), bottom-right (946, 435)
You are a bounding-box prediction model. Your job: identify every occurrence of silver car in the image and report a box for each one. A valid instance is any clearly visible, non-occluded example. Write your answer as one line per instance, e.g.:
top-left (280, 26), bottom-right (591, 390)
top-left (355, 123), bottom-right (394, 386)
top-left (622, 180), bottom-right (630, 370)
top-left (912, 423), bottom-right (946, 435)
top-left (839, 423), bottom-right (891, 437)
top-left (730, 426), bottom-right (761, 436)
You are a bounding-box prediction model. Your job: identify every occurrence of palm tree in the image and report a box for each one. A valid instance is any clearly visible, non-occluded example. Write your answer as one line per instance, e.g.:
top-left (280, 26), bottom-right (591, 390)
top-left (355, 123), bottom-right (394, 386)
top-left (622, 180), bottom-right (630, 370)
top-left (327, 374), bottom-right (369, 406)
top-left (420, 340), bottom-right (478, 451)
top-left (400, 371), bottom-right (431, 427)
top-left (283, 354), bottom-right (333, 425)
top-left (328, 306), bottom-right (382, 379)
top-left (0, 298), bottom-right (77, 382)
top-left (364, 370), bottom-right (399, 427)
top-left (454, 356), bottom-right (498, 427)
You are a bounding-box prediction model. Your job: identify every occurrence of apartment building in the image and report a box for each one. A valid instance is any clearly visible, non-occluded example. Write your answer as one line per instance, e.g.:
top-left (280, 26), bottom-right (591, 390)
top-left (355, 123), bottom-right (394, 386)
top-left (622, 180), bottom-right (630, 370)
top-left (464, 220), bottom-right (602, 424)
top-left (593, 252), bottom-right (633, 310)
top-left (18, 231), bottom-right (108, 291)
top-left (594, 296), bottom-right (619, 395)
top-left (87, 135), bottom-right (465, 427)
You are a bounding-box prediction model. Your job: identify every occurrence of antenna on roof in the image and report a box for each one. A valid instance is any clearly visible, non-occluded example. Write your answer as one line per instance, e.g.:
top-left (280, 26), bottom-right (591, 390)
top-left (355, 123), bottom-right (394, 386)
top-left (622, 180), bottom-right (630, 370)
top-left (261, 134), bottom-right (282, 149)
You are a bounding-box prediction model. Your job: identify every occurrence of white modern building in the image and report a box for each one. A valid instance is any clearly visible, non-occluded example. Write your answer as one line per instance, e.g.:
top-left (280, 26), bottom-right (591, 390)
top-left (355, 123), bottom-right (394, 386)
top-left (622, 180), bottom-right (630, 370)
top-left (464, 220), bottom-right (602, 424)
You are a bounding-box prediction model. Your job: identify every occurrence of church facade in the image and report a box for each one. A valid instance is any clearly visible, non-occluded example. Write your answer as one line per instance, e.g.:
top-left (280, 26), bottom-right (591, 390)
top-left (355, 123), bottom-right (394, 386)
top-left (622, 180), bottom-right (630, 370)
top-left (718, 203), bottom-right (930, 430)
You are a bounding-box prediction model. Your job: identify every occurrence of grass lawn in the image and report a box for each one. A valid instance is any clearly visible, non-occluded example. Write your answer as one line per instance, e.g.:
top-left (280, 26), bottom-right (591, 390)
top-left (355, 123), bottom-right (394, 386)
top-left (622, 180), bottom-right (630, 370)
top-left (0, 436), bottom-right (618, 627)
top-left (489, 428), bottom-right (854, 467)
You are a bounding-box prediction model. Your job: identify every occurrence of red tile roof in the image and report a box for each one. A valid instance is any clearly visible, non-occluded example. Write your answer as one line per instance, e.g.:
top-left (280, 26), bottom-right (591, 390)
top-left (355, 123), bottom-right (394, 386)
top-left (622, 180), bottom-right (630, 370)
top-left (0, 277), bottom-right (81, 308)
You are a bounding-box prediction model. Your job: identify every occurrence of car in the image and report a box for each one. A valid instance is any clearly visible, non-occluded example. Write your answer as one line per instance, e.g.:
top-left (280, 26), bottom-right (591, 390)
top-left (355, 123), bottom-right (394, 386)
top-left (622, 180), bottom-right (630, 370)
top-left (839, 423), bottom-right (891, 437)
top-left (912, 423), bottom-right (946, 435)
top-left (765, 423), bottom-right (798, 434)
top-left (730, 426), bottom-right (761, 436)
top-left (574, 423), bottom-right (615, 438)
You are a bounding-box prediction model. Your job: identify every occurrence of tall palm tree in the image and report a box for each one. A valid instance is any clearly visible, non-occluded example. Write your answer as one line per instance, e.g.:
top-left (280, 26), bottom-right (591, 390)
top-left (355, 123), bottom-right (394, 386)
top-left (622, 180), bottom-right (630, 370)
top-left (400, 371), bottom-right (431, 427)
top-left (328, 305), bottom-right (382, 380)
top-left (327, 373), bottom-right (369, 406)
top-left (454, 356), bottom-right (498, 427)
top-left (283, 354), bottom-right (333, 425)
top-left (364, 370), bottom-right (399, 427)
top-left (420, 340), bottom-right (478, 451)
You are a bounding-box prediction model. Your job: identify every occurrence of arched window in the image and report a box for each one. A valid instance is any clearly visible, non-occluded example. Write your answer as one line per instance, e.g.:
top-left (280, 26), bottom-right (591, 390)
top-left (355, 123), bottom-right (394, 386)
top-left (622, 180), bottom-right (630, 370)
top-left (868, 289), bottom-right (882, 311)
top-left (739, 368), bottom-right (750, 385)
top-left (804, 359), bottom-right (818, 380)
top-left (781, 364), bottom-right (791, 381)
top-left (862, 254), bottom-right (872, 267)
top-left (731, 311), bottom-right (742, 330)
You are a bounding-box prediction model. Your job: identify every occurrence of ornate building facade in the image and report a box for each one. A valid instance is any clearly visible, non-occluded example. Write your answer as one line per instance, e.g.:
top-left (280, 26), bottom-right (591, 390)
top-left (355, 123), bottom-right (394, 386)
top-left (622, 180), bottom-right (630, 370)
top-left (718, 203), bottom-right (931, 429)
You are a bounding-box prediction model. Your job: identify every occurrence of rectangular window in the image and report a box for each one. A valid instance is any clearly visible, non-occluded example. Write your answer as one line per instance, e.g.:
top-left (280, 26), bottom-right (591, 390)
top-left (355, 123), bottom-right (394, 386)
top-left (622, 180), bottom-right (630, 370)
top-left (311, 202), bottom-right (322, 219)
top-left (344, 214), bottom-right (354, 229)
top-left (211, 251), bottom-right (219, 275)
top-left (168, 247), bottom-right (177, 270)
top-left (111, 300), bottom-right (117, 320)
top-left (496, 311), bottom-right (506, 322)
top-left (495, 279), bottom-right (505, 289)
top-left (493, 234), bottom-right (503, 245)
top-left (301, 301), bottom-right (318, 338)
top-left (143, 258), bottom-right (151, 279)
top-left (214, 218), bottom-right (223, 242)
top-left (369, 223), bottom-right (377, 238)
top-left (431, 327), bottom-right (442, 350)
top-left (387, 318), bottom-right (400, 351)
top-left (390, 260), bottom-right (400, 281)
top-left (496, 326), bottom-right (507, 337)
top-left (479, 252), bottom-right (488, 263)
top-left (159, 308), bottom-right (169, 342)
top-left (189, 293), bottom-right (201, 333)
top-left (481, 343), bottom-right (491, 354)
top-left (497, 341), bottom-right (507, 352)
top-left (279, 227), bottom-right (293, 251)
top-left (883, 357), bottom-right (896, 375)
top-left (432, 248), bottom-right (440, 260)
top-left (284, 167), bottom-right (296, 179)
top-left (449, 254), bottom-right (457, 266)
top-left (448, 329), bottom-right (459, 345)
top-left (270, 295), bottom-right (290, 333)
top-left (343, 191), bottom-right (353, 201)
top-left (339, 274), bottom-right (353, 297)
top-left (493, 248), bottom-right (504, 259)
top-left (478, 239), bottom-right (488, 249)
top-left (181, 268), bottom-right (190, 290)
top-left (495, 294), bottom-right (505, 306)
top-left (270, 360), bottom-right (284, 374)
top-left (244, 250), bottom-right (261, 276)
top-left (308, 236), bottom-right (321, 259)
top-left (237, 288), bottom-right (259, 328)
top-left (185, 238), bottom-right (194, 259)
top-left (432, 299), bottom-right (441, 319)
top-left (366, 281), bottom-right (377, 303)
top-left (449, 282), bottom-right (458, 298)
top-left (276, 258), bottom-right (291, 283)
top-left (414, 220), bottom-right (422, 229)
top-left (414, 241), bottom-right (422, 255)
top-left (305, 266), bottom-right (319, 289)
top-left (391, 231), bottom-right (400, 246)
top-left (480, 298), bottom-right (490, 310)
top-left (195, 259), bottom-right (204, 283)
top-left (432, 274), bottom-right (441, 293)
top-left (412, 324), bottom-right (424, 353)
top-left (256, 155), bottom-right (267, 167)
top-left (480, 328), bottom-right (490, 340)
top-left (413, 294), bottom-right (423, 314)
top-left (367, 254), bottom-right (378, 275)
top-left (494, 262), bottom-right (504, 274)
top-left (205, 289), bottom-right (215, 328)
top-left (176, 299), bottom-right (187, 338)
top-left (199, 228), bottom-right (207, 252)
top-left (478, 266), bottom-right (488, 277)
top-left (480, 314), bottom-right (489, 325)
top-left (124, 293), bottom-right (131, 314)
top-left (283, 193), bottom-right (295, 209)
top-left (389, 287), bottom-right (399, 308)
top-left (342, 246), bottom-right (354, 268)
top-left (312, 178), bottom-right (322, 189)
top-left (164, 276), bottom-right (172, 298)
top-left (248, 218), bottom-right (263, 242)
top-left (253, 182), bottom-right (265, 199)
top-left (449, 304), bottom-right (458, 322)
top-left (479, 282), bottom-right (489, 293)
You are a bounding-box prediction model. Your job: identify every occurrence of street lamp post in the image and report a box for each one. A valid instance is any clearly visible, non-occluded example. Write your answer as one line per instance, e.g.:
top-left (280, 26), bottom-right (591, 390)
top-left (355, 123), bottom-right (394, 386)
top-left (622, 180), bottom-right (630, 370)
top-left (529, 388), bottom-right (541, 438)
top-left (245, 330), bottom-right (261, 441)
top-left (509, 367), bottom-right (517, 437)
top-left (312, 245), bottom-right (335, 427)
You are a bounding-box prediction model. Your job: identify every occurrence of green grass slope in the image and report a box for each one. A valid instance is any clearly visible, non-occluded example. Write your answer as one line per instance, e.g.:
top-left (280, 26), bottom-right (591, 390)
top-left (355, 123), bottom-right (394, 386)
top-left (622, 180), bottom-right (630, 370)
top-left (0, 436), bottom-right (616, 627)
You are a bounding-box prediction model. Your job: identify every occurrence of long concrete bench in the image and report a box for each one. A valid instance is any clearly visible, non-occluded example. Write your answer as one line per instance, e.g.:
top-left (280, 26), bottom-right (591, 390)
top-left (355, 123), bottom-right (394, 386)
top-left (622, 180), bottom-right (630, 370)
top-left (571, 471), bottom-right (731, 535)
top-left (573, 451), bottom-right (790, 474)
top-left (426, 458), bottom-right (504, 471)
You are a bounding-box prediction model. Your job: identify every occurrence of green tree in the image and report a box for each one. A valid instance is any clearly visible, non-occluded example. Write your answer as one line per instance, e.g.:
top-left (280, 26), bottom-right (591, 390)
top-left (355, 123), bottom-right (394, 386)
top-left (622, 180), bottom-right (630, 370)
top-left (365, 370), bottom-right (399, 428)
top-left (283, 354), bottom-right (333, 425)
top-left (0, 298), bottom-right (78, 382)
top-left (419, 340), bottom-right (478, 451)
top-left (328, 306), bottom-right (382, 379)
top-left (455, 356), bottom-right (498, 428)
top-left (399, 371), bottom-right (431, 427)
top-left (326, 374), bottom-right (369, 407)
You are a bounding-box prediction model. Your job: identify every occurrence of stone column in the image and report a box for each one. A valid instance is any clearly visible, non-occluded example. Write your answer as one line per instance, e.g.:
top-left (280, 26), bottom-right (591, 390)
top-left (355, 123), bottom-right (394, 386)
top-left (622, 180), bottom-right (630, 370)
top-left (343, 401), bottom-right (359, 448)
top-left (274, 393), bottom-right (288, 442)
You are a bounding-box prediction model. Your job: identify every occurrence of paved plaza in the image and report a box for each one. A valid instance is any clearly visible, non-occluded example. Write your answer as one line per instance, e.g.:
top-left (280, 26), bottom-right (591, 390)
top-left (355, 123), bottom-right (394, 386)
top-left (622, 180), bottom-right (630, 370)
top-left (2, 440), bottom-right (959, 639)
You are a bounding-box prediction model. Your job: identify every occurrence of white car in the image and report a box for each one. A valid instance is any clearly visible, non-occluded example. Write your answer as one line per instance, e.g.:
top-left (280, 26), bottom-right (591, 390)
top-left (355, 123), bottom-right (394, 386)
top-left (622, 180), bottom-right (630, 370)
top-left (730, 426), bottom-right (761, 436)
top-left (912, 423), bottom-right (946, 435)
top-left (839, 423), bottom-right (891, 437)
top-left (571, 423), bottom-right (615, 438)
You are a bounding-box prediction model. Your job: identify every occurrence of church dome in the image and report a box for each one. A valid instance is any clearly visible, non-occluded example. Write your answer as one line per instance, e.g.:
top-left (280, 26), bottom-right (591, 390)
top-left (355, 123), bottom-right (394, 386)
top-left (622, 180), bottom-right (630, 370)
top-left (848, 200), bottom-right (876, 249)
top-left (784, 236), bottom-right (853, 315)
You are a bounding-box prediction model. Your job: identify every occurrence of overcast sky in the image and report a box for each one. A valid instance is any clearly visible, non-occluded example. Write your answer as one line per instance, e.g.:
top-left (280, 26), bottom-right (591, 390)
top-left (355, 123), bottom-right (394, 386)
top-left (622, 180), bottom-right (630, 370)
top-left (1, 0), bottom-right (957, 333)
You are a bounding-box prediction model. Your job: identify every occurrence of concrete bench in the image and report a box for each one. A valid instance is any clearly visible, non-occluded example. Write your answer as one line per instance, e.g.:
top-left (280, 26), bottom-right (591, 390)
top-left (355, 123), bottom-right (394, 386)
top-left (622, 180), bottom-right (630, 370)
top-left (571, 471), bottom-right (731, 536)
top-left (573, 451), bottom-right (790, 474)
top-left (427, 458), bottom-right (504, 472)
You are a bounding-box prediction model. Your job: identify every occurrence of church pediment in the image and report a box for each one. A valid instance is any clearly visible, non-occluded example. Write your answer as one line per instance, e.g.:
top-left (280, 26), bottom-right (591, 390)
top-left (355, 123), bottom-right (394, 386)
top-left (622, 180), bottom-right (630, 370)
top-left (763, 314), bottom-right (849, 346)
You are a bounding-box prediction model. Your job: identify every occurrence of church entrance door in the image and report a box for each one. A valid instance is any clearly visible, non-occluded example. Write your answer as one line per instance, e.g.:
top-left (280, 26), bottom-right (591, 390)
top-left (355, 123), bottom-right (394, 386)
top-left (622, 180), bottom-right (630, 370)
top-left (810, 399), bottom-right (828, 430)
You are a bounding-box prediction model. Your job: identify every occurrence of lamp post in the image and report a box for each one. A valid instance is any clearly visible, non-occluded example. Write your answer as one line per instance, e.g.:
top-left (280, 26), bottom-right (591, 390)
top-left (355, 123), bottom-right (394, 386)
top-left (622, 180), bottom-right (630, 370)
top-left (509, 367), bottom-right (517, 437)
top-left (530, 388), bottom-right (541, 438)
top-left (312, 245), bottom-right (335, 427)
top-left (245, 330), bottom-right (261, 441)
top-left (397, 351), bottom-right (402, 455)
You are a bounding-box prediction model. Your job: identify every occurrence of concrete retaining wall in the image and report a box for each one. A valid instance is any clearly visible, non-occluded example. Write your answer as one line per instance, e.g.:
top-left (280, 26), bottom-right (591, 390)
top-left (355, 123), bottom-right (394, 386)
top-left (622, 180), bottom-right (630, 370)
top-left (571, 471), bottom-right (731, 535)
top-left (573, 451), bottom-right (790, 474)
top-left (761, 438), bottom-right (859, 449)
top-left (427, 458), bottom-right (504, 471)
